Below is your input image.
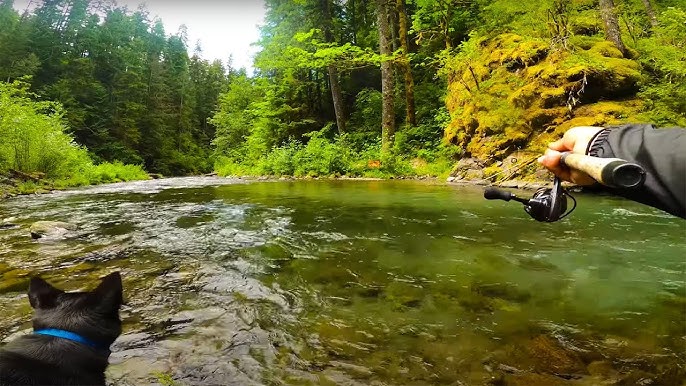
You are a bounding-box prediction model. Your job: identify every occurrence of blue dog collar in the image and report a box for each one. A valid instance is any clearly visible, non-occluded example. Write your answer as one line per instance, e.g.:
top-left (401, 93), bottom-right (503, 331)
top-left (34, 329), bottom-right (107, 350)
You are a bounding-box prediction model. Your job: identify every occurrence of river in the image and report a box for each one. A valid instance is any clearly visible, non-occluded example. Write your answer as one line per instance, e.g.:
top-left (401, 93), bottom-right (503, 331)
top-left (0, 177), bottom-right (684, 385)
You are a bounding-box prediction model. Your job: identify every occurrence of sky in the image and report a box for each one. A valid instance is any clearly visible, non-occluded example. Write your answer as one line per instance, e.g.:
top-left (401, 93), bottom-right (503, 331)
top-left (13, 0), bottom-right (266, 71)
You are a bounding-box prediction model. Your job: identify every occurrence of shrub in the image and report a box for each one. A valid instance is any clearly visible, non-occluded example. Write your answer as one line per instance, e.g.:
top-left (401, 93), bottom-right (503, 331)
top-left (214, 127), bottom-right (453, 179)
top-left (84, 162), bottom-right (149, 185)
top-left (0, 80), bottom-right (149, 188)
top-left (0, 80), bottom-right (93, 178)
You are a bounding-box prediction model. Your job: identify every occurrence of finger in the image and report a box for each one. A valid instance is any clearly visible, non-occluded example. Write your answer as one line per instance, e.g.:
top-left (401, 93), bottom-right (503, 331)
top-left (547, 139), bottom-right (568, 152)
top-left (538, 150), bottom-right (573, 182)
top-left (569, 170), bottom-right (598, 186)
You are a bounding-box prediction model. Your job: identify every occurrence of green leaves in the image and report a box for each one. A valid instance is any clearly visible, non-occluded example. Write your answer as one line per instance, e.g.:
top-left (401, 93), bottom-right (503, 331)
top-left (0, 1), bottom-right (232, 175)
top-left (636, 7), bottom-right (686, 125)
top-left (0, 80), bottom-right (91, 178)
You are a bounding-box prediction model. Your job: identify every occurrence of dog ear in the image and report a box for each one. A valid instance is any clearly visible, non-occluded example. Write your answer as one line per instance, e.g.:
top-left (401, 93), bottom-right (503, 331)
top-left (28, 277), bottom-right (63, 309)
top-left (93, 272), bottom-right (123, 312)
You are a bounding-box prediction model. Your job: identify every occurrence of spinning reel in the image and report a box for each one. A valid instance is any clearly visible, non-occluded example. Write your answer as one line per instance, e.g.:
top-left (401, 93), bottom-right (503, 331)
top-left (484, 177), bottom-right (575, 222)
top-left (483, 152), bottom-right (646, 223)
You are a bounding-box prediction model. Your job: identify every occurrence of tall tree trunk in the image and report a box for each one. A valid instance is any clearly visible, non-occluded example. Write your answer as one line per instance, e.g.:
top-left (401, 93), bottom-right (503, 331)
top-left (315, 70), bottom-right (323, 113)
top-left (439, 0), bottom-right (453, 49)
top-left (641, 0), bottom-right (658, 30)
top-left (322, 0), bottom-right (346, 134)
top-left (349, 0), bottom-right (358, 45)
top-left (376, 0), bottom-right (395, 155)
top-left (599, 0), bottom-right (627, 56)
top-left (327, 65), bottom-right (346, 134)
top-left (390, 2), bottom-right (399, 53)
top-left (396, 0), bottom-right (416, 126)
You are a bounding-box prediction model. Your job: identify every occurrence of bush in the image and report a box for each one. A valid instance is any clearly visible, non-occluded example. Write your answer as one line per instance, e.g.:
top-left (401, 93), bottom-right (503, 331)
top-left (0, 80), bottom-right (93, 178)
top-left (292, 131), bottom-right (351, 177)
top-left (0, 80), bottom-right (149, 189)
top-left (214, 126), bottom-right (453, 179)
top-left (84, 162), bottom-right (149, 184)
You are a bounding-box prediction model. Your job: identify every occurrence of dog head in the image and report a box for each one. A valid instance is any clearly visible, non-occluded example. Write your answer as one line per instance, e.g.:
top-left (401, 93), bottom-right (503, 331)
top-left (28, 272), bottom-right (123, 348)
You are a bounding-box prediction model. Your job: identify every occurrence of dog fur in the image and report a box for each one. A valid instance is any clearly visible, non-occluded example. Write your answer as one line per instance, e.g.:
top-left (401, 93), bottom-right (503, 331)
top-left (0, 272), bottom-right (123, 386)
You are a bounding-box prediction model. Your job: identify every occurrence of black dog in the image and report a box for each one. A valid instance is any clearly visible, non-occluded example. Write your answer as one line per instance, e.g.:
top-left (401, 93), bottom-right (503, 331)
top-left (0, 272), bottom-right (123, 386)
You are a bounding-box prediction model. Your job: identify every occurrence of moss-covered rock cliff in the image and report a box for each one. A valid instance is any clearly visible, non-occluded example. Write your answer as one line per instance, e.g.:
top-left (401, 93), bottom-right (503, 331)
top-left (443, 3), bottom-right (685, 182)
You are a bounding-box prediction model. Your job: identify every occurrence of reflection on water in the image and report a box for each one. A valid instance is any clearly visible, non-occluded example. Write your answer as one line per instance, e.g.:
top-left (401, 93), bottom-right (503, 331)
top-left (0, 178), bottom-right (684, 385)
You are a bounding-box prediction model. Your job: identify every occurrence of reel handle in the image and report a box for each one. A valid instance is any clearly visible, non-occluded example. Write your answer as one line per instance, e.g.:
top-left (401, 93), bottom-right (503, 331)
top-left (560, 152), bottom-right (646, 189)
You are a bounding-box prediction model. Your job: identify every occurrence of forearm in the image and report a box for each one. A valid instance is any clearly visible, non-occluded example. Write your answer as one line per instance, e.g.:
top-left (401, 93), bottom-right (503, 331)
top-left (596, 124), bottom-right (686, 218)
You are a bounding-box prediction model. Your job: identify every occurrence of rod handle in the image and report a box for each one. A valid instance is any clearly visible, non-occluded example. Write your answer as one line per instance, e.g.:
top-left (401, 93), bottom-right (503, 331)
top-left (560, 152), bottom-right (646, 189)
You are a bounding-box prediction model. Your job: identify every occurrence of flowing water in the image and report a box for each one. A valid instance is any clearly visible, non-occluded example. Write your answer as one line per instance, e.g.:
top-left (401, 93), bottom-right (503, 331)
top-left (0, 177), bottom-right (684, 385)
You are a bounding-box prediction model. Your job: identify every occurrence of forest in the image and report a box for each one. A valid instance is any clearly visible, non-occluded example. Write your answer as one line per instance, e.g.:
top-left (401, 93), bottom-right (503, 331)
top-left (0, 0), bottom-right (684, 186)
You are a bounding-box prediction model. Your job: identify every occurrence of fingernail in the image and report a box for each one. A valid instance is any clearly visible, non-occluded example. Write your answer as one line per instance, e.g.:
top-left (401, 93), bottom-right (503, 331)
top-left (537, 156), bottom-right (545, 164)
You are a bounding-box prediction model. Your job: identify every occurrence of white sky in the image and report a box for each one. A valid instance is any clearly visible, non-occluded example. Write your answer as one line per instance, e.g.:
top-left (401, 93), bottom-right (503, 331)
top-left (13, 0), bottom-right (266, 71)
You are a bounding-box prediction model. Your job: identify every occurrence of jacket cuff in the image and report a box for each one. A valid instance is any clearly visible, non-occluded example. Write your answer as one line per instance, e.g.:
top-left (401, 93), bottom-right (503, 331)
top-left (585, 128), bottom-right (612, 157)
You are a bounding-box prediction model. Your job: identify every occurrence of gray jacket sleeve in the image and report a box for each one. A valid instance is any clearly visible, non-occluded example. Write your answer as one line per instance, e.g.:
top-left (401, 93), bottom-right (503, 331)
top-left (595, 124), bottom-right (685, 218)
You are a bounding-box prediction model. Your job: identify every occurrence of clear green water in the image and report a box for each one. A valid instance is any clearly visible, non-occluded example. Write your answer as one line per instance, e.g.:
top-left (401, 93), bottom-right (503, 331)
top-left (0, 178), bottom-right (684, 385)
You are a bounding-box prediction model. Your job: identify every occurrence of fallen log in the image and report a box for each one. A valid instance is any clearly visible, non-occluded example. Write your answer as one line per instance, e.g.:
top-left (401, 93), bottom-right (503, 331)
top-left (8, 169), bottom-right (44, 182)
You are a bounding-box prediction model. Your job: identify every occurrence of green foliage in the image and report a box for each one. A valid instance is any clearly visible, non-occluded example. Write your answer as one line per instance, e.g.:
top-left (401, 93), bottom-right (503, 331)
top-left (211, 74), bottom-right (266, 159)
top-left (0, 2), bottom-right (229, 176)
top-left (15, 181), bottom-right (41, 194)
top-left (153, 372), bottom-right (179, 386)
top-left (409, 0), bottom-right (482, 50)
top-left (83, 162), bottom-right (149, 185)
top-left (49, 162), bottom-right (149, 189)
top-left (5, 0), bottom-right (675, 184)
top-left (394, 106), bottom-right (459, 162)
top-left (348, 89), bottom-right (383, 134)
top-left (215, 128), bottom-right (451, 179)
top-left (285, 29), bottom-right (379, 70)
top-left (0, 80), bottom-right (148, 192)
top-left (636, 7), bottom-right (686, 126)
top-left (0, 80), bottom-right (91, 178)
top-left (478, 0), bottom-right (554, 38)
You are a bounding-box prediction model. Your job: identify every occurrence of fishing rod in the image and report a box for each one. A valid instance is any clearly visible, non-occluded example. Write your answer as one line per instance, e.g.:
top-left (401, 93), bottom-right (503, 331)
top-left (484, 152), bottom-right (647, 222)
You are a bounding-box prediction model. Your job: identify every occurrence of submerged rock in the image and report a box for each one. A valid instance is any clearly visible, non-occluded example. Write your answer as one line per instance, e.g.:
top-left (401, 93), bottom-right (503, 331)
top-left (29, 220), bottom-right (77, 240)
top-left (471, 281), bottom-right (532, 303)
top-left (0, 266), bottom-right (33, 294)
top-left (525, 335), bottom-right (586, 375)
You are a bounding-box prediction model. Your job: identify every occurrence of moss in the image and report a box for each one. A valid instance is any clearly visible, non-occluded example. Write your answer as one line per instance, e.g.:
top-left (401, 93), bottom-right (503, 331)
top-left (0, 276), bottom-right (30, 294)
top-left (0, 267), bottom-right (33, 294)
top-left (471, 281), bottom-right (531, 303)
top-left (482, 164), bottom-right (502, 181)
top-left (444, 31), bottom-right (649, 176)
top-left (152, 372), bottom-right (179, 386)
top-left (589, 40), bottom-right (624, 59)
top-left (485, 34), bottom-right (549, 69)
top-left (382, 281), bottom-right (425, 310)
top-left (570, 10), bottom-right (603, 37)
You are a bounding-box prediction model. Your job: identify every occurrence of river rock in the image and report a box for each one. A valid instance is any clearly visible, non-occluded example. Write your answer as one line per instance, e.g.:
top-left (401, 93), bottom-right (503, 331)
top-left (0, 222), bottom-right (19, 231)
top-left (493, 372), bottom-right (571, 386)
top-left (29, 220), bottom-right (78, 240)
top-left (498, 180), bottom-right (520, 189)
top-left (471, 281), bottom-right (531, 303)
top-left (451, 158), bottom-right (486, 181)
top-left (525, 335), bottom-right (586, 375)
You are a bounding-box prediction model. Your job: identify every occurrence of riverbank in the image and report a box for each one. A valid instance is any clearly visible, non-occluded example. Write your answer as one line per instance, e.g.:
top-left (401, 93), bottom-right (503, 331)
top-left (0, 171), bottom-right (556, 201)
top-left (0, 164), bottom-right (151, 199)
top-left (233, 174), bottom-right (554, 190)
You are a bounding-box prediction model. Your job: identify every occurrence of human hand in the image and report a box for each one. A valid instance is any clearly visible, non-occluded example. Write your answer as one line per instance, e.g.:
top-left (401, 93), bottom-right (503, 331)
top-left (537, 126), bottom-right (605, 185)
